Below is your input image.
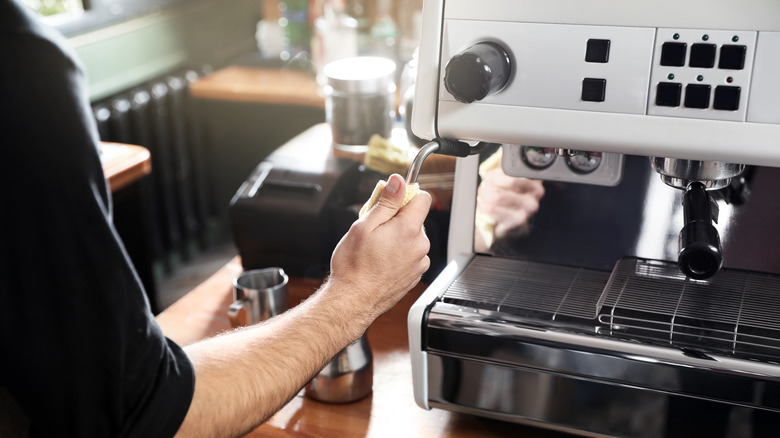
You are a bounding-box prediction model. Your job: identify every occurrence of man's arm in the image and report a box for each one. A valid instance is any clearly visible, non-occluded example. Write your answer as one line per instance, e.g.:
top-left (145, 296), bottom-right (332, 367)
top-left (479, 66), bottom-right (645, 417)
top-left (174, 174), bottom-right (432, 437)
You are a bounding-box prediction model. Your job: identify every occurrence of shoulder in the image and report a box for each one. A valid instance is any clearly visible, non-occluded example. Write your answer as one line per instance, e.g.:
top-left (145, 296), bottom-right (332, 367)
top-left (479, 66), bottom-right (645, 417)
top-left (0, 0), bottom-right (84, 74)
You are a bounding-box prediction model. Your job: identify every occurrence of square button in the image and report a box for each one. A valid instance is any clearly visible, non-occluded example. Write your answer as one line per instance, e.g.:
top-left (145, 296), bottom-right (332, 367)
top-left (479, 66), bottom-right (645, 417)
top-left (689, 43), bottom-right (716, 68)
top-left (656, 82), bottom-right (682, 107)
top-left (585, 39), bottom-right (611, 63)
top-left (719, 45), bottom-right (747, 70)
top-left (684, 84), bottom-right (711, 109)
top-left (713, 86), bottom-right (741, 111)
top-left (660, 42), bottom-right (687, 67)
top-left (582, 78), bottom-right (606, 102)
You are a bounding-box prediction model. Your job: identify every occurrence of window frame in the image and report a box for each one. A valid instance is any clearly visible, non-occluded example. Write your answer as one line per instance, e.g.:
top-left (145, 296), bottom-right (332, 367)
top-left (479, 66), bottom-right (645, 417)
top-left (44, 0), bottom-right (188, 37)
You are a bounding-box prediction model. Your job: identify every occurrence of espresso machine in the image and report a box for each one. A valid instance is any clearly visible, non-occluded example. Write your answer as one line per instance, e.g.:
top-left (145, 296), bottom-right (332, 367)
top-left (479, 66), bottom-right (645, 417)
top-left (406, 1), bottom-right (780, 436)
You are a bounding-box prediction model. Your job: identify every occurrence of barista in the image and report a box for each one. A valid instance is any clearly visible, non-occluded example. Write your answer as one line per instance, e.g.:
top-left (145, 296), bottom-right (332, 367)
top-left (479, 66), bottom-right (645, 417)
top-left (0, 1), bottom-right (432, 437)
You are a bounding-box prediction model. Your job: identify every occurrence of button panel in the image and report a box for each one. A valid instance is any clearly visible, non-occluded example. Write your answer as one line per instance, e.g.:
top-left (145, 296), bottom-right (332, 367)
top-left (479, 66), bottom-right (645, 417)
top-left (438, 22), bottom-right (758, 124)
top-left (648, 29), bottom-right (756, 122)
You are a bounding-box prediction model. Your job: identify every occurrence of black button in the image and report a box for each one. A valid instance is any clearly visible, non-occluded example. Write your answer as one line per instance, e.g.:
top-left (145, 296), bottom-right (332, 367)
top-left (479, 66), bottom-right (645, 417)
top-left (684, 84), bottom-right (711, 109)
top-left (660, 42), bottom-right (687, 67)
top-left (656, 82), bottom-right (682, 107)
top-left (582, 78), bottom-right (606, 102)
top-left (585, 39), bottom-right (611, 63)
top-left (689, 43), bottom-right (716, 68)
top-left (719, 45), bottom-right (747, 70)
top-left (713, 86), bottom-right (741, 110)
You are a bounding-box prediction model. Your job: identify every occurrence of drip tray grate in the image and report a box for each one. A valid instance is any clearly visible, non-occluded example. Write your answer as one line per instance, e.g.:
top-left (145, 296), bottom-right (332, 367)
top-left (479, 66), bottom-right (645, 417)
top-left (599, 258), bottom-right (780, 361)
top-left (441, 256), bottom-right (609, 324)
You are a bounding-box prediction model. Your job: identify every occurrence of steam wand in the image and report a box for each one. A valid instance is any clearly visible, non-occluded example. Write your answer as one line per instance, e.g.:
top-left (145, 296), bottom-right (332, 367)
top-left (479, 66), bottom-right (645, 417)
top-left (406, 138), bottom-right (488, 184)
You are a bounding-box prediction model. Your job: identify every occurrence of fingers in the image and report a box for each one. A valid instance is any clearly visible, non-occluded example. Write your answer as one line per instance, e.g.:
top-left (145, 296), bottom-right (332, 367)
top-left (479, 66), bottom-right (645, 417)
top-left (395, 189), bottom-right (432, 229)
top-left (362, 174), bottom-right (407, 227)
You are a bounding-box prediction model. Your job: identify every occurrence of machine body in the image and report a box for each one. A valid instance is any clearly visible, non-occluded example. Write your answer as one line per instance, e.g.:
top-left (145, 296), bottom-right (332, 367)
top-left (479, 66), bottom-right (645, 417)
top-left (408, 1), bottom-right (780, 436)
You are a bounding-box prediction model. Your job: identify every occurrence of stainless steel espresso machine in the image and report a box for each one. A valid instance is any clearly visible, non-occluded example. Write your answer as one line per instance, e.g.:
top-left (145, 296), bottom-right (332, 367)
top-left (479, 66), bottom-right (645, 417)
top-left (406, 1), bottom-right (780, 436)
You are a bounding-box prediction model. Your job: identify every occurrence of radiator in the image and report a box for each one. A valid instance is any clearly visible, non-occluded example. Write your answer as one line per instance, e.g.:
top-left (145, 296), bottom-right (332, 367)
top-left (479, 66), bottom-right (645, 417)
top-left (92, 68), bottom-right (213, 273)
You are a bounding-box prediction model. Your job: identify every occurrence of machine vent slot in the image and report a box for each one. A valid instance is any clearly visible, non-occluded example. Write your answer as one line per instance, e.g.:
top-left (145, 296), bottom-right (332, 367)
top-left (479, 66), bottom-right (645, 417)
top-left (442, 256), bottom-right (608, 322)
top-left (599, 258), bottom-right (780, 361)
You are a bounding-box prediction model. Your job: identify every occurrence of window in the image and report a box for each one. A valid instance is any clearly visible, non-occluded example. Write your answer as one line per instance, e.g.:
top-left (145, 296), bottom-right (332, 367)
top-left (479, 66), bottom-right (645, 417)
top-left (22, 0), bottom-right (196, 37)
top-left (21, 0), bottom-right (84, 17)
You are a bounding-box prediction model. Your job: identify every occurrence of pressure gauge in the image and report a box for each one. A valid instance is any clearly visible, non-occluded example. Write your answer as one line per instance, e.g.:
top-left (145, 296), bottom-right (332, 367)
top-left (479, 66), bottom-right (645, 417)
top-left (566, 151), bottom-right (602, 174)
top-left (521, 146), bottom-right (556, 170)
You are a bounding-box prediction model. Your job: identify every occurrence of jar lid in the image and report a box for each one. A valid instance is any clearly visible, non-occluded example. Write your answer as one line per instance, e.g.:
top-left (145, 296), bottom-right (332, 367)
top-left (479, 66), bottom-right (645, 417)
top-left (324, 56), bottom-right (396, 94)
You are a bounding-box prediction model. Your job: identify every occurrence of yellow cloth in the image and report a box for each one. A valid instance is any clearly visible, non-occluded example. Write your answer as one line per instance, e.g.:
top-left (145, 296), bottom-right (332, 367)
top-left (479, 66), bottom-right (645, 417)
top-left (359, 179), bottom-right (420, 218)
top-left (363, 134), bottom-right (410, 175)
top-left (475, 148), bottom-right (503, 248)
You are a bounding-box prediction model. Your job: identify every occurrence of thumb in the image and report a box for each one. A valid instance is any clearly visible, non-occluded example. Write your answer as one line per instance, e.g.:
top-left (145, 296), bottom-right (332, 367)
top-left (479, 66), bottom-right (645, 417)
top-left (364, 174), bottom-right (407, 226)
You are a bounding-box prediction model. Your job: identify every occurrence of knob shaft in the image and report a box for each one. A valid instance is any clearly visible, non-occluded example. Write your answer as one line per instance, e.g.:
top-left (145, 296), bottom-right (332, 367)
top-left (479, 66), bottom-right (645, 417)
top-left (444, 42), bottom-right (511, 104)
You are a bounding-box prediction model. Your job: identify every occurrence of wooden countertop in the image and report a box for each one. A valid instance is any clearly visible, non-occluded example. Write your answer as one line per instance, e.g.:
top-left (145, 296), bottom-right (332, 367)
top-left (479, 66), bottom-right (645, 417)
top-left (189, 66), bottom-right (325, 109)
top-left (156, 257), bottom-right (573, 438)
top-left (99, 141), bottom-right (151, 192)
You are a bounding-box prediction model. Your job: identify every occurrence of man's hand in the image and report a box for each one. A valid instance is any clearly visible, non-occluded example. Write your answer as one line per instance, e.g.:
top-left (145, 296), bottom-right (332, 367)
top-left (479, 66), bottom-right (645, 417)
top-left (329, 174), bottom-right (432, 324)
top-left (476, 167), bottom-right (545, 251)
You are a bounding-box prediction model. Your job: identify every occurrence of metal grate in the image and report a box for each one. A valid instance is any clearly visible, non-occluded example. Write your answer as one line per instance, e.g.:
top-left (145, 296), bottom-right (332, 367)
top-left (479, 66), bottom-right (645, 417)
top-left (599, 258), bottom-right (780, 361)
top-left (442, 256), bottom-right (609, 322)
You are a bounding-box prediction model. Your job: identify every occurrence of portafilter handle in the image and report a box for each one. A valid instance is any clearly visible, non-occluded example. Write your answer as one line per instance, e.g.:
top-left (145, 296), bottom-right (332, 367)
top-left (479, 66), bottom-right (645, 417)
top-left (405, 138), bottom-right (489, 184)
top-left (678, 182), bottom-right (723, 280)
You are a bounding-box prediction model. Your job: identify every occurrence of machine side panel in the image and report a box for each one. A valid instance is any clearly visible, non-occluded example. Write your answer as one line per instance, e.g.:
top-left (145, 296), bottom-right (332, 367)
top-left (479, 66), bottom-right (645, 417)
top-left (445, 154), bottom-right (478, 261)
top-left (407, 254), bottom-right (473, 409)
top-left (748, 32), bottom-right (780, 123)
top-left (410, 0), bottom-right (445, 141)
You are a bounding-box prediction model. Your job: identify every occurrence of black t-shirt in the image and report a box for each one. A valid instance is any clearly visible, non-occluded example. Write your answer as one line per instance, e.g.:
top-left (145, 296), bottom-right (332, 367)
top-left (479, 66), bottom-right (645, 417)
top-left (0, 1), bottom-right (195, 436)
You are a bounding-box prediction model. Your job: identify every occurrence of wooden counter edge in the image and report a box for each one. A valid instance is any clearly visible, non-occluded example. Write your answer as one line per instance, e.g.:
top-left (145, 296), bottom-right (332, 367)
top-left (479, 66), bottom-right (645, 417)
top-left (189, 66), bottom-right (325, 110)
top-left (100, 141), bottom-right (152, 192)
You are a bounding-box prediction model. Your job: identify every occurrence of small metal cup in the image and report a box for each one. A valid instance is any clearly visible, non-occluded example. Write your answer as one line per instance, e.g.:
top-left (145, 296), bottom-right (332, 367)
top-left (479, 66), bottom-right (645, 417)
top-left (305, 333), bottom-right (373, 403)
top-left (228, 267), bottom-right (289, 327)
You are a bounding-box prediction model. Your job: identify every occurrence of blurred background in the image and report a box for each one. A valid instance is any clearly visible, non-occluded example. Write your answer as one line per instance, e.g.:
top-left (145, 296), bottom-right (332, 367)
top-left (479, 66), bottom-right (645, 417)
top-left (26, 0), bottom-right (425, 312)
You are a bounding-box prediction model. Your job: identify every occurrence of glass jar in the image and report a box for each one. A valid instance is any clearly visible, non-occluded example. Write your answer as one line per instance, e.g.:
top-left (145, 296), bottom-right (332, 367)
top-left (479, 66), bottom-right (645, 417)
top-left (323, 56), bottom-right (396, 153)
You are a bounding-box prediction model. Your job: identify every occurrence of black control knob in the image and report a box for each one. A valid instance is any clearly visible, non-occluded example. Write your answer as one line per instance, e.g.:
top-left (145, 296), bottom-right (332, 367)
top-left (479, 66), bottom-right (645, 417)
top-left (444, 42), bottom-right (511, 104)
top-left (678, 182), bottom-right (723, 280)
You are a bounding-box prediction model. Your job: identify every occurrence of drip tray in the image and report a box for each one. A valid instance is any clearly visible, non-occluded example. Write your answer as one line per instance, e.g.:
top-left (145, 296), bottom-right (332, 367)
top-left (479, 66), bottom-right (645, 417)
top-left (439, 256), bottom-right (780, 363)
top-left (599, 258), bottom-right (780, 362)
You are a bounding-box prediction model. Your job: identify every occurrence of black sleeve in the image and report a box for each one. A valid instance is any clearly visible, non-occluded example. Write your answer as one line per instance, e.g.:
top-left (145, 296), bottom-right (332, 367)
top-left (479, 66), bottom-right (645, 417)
top-left (0, 3), bottom-right (194, 437)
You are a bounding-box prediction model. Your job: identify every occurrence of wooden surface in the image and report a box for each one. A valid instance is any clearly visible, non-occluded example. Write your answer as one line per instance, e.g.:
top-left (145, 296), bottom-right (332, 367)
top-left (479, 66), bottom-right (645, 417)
top-left (189, 66), bottom-right (325, 109)
top-left (99, 141), bottom-right (152, 192)
top-left (156, 257), bottom-right (573, 438)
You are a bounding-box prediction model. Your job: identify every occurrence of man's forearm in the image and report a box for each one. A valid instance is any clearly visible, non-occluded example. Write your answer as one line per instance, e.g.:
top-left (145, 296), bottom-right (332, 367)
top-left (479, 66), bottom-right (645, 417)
top-left (175, 281), bottom-right (370, 438)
